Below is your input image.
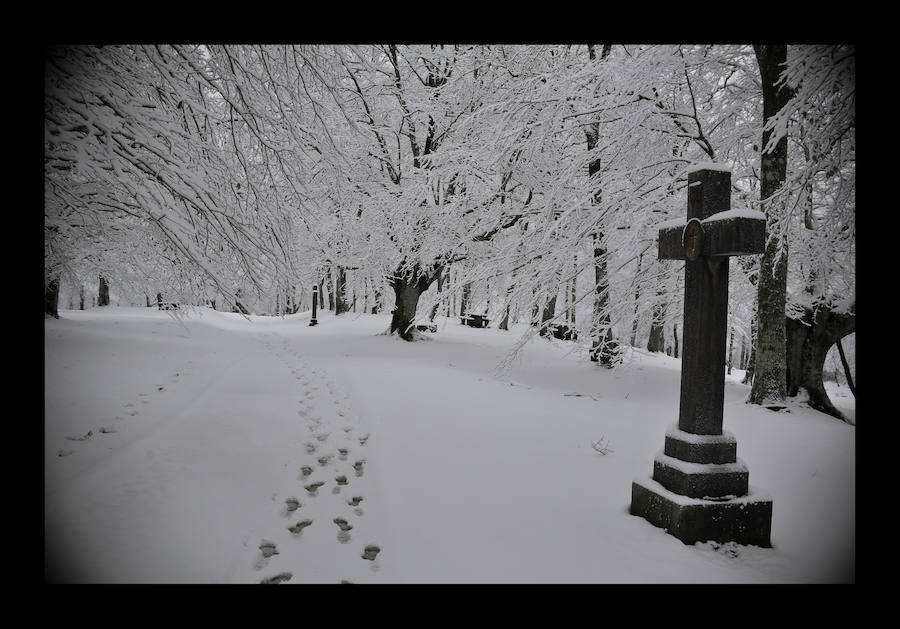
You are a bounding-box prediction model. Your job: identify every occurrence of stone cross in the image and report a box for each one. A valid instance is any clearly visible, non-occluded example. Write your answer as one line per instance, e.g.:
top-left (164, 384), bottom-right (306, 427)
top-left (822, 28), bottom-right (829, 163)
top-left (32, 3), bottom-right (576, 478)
top-left (309, 284), bottom-right (319, 327)
top-left (630, 166), bottom-right (773, 547)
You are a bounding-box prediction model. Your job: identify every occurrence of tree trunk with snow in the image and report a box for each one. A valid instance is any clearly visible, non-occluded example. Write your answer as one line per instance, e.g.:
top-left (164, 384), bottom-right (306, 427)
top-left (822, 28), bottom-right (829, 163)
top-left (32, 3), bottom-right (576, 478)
top-left (647, 285), bottom-right (667, 353)
top-left (785, 306), bottom-right (855, 421)
top-left (727, 325), bottom-right (735, 375)
top-left (429, 268), bottom-right (444, 322)
top-left (749, 45), bottom-right (793, 409)
top-left (335, 266), bottom-right (349, 315)
top-left (743, 314), bottom-right (757, 385)
top-left (98, 275), bottom-right (110, 307)
top-left (836, 338), bottom-right (855, 398)
top-left (45, 276), bottom-right (60, 319)
top-left (389, 265), bottom-right (440, 341)
top-left (630, 253), bottom-right (644, 346)
top-left (460, 282), bottom-right (471, 318)
top-left (540, 291), bottom-right (557, 336)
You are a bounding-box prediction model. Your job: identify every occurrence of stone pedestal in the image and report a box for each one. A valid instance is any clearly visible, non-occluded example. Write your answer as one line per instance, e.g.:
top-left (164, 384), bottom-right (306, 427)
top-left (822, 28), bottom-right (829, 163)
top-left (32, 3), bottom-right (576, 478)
top-left (630, 424), bottom-right (772, 547)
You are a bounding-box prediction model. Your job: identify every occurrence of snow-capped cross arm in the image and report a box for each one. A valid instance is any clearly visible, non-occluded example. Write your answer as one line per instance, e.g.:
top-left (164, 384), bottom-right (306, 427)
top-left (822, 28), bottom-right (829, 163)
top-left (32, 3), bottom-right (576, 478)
top-left (657, 168), bottom-right (766, 261)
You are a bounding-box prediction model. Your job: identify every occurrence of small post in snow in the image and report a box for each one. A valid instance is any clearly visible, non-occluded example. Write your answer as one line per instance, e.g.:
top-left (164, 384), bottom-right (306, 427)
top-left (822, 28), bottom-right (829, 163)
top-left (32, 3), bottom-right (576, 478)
top-left (309, 284), bottom-right (319, 327)
top-left (630, 166), bottom-right (772, 547)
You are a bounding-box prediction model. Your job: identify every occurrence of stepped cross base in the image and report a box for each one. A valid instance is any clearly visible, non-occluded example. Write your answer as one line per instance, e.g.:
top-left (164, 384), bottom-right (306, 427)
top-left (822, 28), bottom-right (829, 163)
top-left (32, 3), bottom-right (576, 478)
top-left (629, 424), bottom-right (772, 547)
top-left (630, 478), bottom-right (772, 548)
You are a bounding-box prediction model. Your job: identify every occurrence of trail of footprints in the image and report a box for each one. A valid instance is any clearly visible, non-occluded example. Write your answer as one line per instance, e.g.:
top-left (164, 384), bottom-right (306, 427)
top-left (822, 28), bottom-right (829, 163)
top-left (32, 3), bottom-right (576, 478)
top-left (57, 360), bottom-right (194, 458)
top-left (257, 336), bottom-right (381, 584)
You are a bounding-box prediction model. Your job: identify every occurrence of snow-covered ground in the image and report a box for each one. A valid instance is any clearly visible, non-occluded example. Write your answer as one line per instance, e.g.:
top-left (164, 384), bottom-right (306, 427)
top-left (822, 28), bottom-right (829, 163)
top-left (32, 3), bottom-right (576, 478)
top-left (44, 307), bottom-right (855, 583)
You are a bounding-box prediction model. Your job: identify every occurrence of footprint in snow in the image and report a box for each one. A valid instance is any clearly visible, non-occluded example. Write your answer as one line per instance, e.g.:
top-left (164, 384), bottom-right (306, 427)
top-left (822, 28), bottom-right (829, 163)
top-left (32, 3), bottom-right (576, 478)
top-left (352, 460), bottom-right (365, 477)
top-left (99, 426), bottom-right (117, 434)
top-left (338, 448), bottom-right (349, 460)
top-left (334, 518), bottom-right (353, 532)
top-left (316, 433), bottom-right (330, 443)
top-left (66, 430), bottom-right (93, 441)
top-left (305, 481), bottom-right (325, 495)
top-left (335, 475), bottom-right (348, 486)
top-left (305, 443), bottom-right (317, 454)
top-left (318, 455), bottom-right (332, 467)
top-left (347, 496), bottom-right (363, 506)
top-left (254, 540), bottom-right (279, 570)
top-left (361, 545), bottom-right (381, 561)
top-left (288, 519), bottom-right (313, 535)
top-left (57, 449), bottom-right (75, 458)
top-left (284, 497), bottom-right (301, 513)
top-left (260, 572), bottom-right (292, 584)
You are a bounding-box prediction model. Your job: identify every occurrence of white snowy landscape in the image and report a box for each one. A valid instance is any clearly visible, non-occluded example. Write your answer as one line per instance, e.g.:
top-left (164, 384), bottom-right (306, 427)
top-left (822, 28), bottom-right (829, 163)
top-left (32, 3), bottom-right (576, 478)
top-left (44, 306), bottom-right (854, 583)
top-left (44, 44), bottom-right (855, 584)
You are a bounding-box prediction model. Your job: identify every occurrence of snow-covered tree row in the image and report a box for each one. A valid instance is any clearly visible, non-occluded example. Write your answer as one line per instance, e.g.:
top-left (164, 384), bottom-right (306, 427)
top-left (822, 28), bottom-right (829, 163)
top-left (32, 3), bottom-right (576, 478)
top-left (44, 44), bottom-right (854, 415)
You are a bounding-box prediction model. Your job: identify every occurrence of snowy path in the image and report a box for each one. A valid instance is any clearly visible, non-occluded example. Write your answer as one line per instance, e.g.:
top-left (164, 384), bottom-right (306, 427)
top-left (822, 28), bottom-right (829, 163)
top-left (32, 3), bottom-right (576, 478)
top-left (45, 308), bottom-right (854, 583)
top-left (45, 310), bottom-right (386, 583)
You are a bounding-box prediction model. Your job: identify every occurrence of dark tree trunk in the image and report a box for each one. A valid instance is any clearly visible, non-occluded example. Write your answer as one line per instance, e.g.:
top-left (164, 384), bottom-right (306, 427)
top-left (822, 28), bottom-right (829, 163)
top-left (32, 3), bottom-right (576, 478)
top-left (589, 234), bottom-right (619, 366)
top-left (232, 290), bottom-right (248, 315)
top-left (429, 268), bottom-right (444, 322)
top-left (647, 290), bottom-right (667, 353)
top-left (157, 293), bottom-right (164, 310)
top-left (335, 267), bottom-right (349, 315)
top-left (98, 275), bottom-right (110, 307)
top-left (739, 333), bottom-right (747, 371)
top-left (742, 315), bottom-right (757, 385)
top-left (630, 253), bottom-right (644, 346)
top-left (749, 44), bottom-right (793, 409)
top-left (145, 294), bottom-right (150, 308)
top-left (568, 255), bottom-right (577, 326)
top-left (45, 276), bottom-right (60, 319)
top-left (372, 288), bottom-right (381, 314)
top-left (325, 272), bottom-right (334, 311)
top-left (727, 325), bottom-right (735, 375)
top-left (460, 282), bottom-right (471, 318)
top-left (389, 266), bottom-right (440, 341)
top-left (673, 323), bottom-right (679, 359)
top-left (540, 292), bottom-right (557, 336)
top-left (836, 338), bottom-right (856, 398)
top-left (586, 44), bottom-right (618, 367)
top-left (785, 307), bottom-right (855, 421)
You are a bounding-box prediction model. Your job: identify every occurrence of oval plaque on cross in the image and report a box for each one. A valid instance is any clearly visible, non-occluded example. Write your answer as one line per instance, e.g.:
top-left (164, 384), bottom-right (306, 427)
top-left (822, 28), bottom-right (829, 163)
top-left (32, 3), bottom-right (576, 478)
top-left (683, 218), bottom-right (704, 261)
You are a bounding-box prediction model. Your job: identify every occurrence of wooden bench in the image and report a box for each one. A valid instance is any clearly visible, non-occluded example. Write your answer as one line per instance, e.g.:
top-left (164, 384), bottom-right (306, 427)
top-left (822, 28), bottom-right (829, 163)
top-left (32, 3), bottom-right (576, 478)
top-left (460, 314), bottom-right (490, 328)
